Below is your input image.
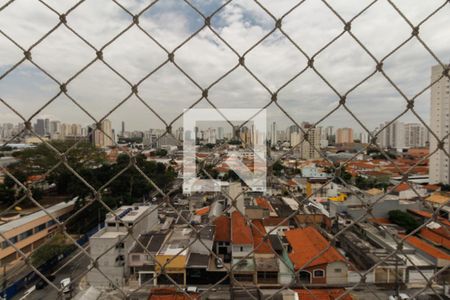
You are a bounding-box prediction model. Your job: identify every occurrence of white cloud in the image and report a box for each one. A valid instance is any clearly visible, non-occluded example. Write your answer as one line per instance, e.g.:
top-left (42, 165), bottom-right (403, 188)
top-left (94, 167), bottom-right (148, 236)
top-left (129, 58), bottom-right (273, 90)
top-left (0, 0), bottom-right (449, 133)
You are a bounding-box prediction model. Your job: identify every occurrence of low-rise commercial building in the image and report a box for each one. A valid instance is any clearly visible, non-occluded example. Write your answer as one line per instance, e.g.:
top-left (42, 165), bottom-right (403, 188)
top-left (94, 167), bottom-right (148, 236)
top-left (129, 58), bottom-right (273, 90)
top-left (86, 204), bottom-right (158, 288)
top-left (0, 199), bottom-right (76, 268)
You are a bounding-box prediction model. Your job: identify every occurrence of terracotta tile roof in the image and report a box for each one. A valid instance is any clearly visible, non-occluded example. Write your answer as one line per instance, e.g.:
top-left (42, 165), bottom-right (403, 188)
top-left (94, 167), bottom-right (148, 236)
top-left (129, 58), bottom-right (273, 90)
top-left (367, 218), bottom-right (391, 225)
top-left (420, 227), bottom-right (450, 249)
top-left (256, 197), bottom-right (274, 212)
top-left (251, 220), bottom-right (273, 254)
top-left (399, 234), bottom-right (450, 260)
top-left (285, 227), bottom-right (345, 269)
top-left (392, 182), bottom-right (411, 192)
top-left (263, 217), bottom-right (289, 227)
top-left (214, 215), bottom-right (230, 242)
top-left (294, 289), bottom-right (354, 300)
top-left (231, 211), bottom-right (253, 245)
top-left (195, 206), bottom-right (210, 216)
top-left (407, 209), bottom-right (450, 227)
top-left (149, 288), bottom-right (199, 300)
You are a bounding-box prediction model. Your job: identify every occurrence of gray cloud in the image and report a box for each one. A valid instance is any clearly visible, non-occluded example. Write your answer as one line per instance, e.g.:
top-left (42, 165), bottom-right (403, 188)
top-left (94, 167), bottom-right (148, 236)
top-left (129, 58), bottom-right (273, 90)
top-left (0, 0), bottom-right (449, 134)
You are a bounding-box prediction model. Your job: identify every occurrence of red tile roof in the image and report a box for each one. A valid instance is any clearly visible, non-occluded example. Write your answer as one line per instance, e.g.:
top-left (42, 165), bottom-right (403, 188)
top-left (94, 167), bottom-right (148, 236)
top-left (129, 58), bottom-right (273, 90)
top-left (263, 217), bottom-right (289, 227)
top-left (392, 182), bottom-right (411, 192)
top-left (399, 234), bottom-right (450, 260)
top-left (294, 289), bottom-right (353, 300)
top-left (149, 289), bottom-right (199, 300)
top-left (285, 227), bottom-right (345, 269)
top-left (251, 220), bottom-right (273, 254)
top-left (255, 197), bottom-right (274, 212)
top-left (214, 215), bottom-right (230, 242)
top-left (420, 227), bottom-right (450, 249)
top-left (407, 209), bottom-right (450, 227)
top-left (195, 206), bottom-right (210, 216)
top-left (231, 211), bottom-right (253, 245)
top-left (367, 218), bottom-right (392, 225)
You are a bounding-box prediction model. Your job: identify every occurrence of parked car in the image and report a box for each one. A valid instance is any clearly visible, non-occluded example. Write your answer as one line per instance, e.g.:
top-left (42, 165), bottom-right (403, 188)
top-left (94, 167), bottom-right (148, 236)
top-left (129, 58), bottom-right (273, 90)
top-left (60, 278), bottom-right (72, 294)
top-left (186, 286), bottom-right (199, 293)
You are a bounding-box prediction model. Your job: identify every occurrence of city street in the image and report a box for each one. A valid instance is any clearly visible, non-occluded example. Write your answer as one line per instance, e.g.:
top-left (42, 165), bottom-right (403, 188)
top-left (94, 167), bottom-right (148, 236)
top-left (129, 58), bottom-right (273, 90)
top-left (12, 251), bottom-right (90, 300)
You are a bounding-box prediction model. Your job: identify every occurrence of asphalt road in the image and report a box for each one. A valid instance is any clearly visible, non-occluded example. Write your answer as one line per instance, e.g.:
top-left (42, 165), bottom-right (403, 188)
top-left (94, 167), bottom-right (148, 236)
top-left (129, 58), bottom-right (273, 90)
top-left (12, 253), bottom-right (90, 300)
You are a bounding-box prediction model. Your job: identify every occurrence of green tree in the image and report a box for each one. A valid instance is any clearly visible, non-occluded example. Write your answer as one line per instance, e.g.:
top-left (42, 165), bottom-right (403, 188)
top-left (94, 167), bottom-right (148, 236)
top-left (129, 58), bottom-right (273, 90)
top-left (155, 149), bottom-right (168, 157)
top-left (272, 161), bottom-right (284, 176)
top-left (31, 233), bottom-right (74, 267)
top-left (0, 184), bottom-right (15, 206)
top-left (388, 210), bottom-right (421, 233)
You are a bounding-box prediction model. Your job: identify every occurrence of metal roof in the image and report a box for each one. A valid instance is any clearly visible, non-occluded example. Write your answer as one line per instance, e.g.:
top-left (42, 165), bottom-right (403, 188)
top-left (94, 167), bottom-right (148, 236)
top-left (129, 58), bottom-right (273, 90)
top-left (0, 198), bottom-right (76, 234)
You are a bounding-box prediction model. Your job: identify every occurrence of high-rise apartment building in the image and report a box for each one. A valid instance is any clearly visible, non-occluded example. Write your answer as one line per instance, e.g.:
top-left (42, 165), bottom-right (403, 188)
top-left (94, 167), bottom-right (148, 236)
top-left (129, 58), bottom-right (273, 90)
top-left (34, 119), bottom-right (45, 136)
top-left (93, 119), bottom-right (114, 148)
top-left (336, 128), bottom-right (354, 144)
top-left (430, 64), bottom-right (450, 184)
top-left (218, 127), bottom-right (224, 140)
top-left (296, 123), bottom-right (321, 159)
top-left (270, 122), bottom-right (277, 146)
top-left (44, 118), bottom-right (50, 135)
top-left (377, 121), bottom-right (405, 149)
top-left (404, 123), bottom-right (427, 148)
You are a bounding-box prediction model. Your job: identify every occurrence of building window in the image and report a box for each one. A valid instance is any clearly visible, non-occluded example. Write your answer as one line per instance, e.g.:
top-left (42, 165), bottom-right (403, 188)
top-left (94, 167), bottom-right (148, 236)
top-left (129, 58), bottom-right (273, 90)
top-left (35, 223), bottom-right (46, 233)
top-left (18, 229), bottom-right (33, 241)
top-left (9, 236), bottom-right (18, 244)
top-left (335, 268), bottom-right (342, 273)
top-left (46, 220), bottom-right (56, 227)
top-left (1, 241), bottom-right (9, 249)
top-left (313, 269), bottom-right (325, 278)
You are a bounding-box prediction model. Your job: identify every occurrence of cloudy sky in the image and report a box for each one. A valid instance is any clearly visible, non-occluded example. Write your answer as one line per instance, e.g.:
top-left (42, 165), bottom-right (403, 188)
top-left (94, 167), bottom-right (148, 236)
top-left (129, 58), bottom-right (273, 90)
top-left (0, 0), bottom-right (449, 135)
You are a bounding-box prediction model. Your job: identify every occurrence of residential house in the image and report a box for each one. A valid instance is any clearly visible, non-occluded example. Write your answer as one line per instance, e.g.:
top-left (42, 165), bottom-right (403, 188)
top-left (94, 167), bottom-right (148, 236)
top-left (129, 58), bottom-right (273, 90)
top-left (285, 227), bottom-right (348, 285)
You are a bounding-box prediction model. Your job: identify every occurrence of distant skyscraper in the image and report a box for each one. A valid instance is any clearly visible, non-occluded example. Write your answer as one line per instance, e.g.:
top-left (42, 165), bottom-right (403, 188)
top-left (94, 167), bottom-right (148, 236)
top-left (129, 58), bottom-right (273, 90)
top-left (430, 64), bottom-right (450, 184)
top-left (377, 121), bottom-right (405, 149)
top-left (94, 119), bottom-right (114, 148)
top-left (49, 120), bottom-right (61, 135)
top-left (336, 128), bottom-right (354, 144)
top-left (404, 123), bottom-right (427, 148)
top-left (325, 126), bottom-right (334, 145)
top-left (44, 118), bottom-right (50, 135)
top-left (121, 121), bottom-right (125, 137)
top-left (270, 122), bottom-right (277, 146)
top-left (218, 127), bottom-right (224, 140)
top-left (294, 123), bottom-right (321, 159)
top-left (34, 119), bottom-right (45, 136)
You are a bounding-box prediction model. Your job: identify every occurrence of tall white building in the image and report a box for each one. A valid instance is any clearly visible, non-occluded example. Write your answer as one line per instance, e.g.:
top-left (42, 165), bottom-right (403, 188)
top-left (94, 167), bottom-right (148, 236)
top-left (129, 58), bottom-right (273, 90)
top-left (404, 123), bottom-right (427, 148)
top-left (218, 127), bottom-right (224, 140)
top-left (293, 123), bottom-right (322, 159)
top-left (94, 119), bottom-right (114, 148)
top-left (430, 64), bottom-right (450, 184)
top-left (377, 121), bottom-right (405, 149)
top-left (270, 122), bottom-right (277, 146)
